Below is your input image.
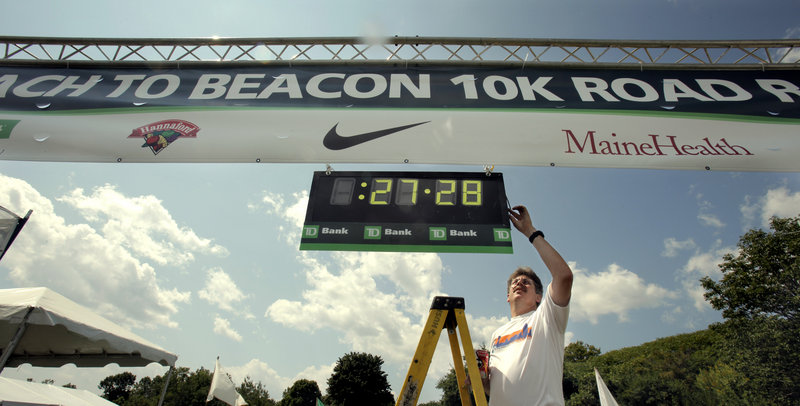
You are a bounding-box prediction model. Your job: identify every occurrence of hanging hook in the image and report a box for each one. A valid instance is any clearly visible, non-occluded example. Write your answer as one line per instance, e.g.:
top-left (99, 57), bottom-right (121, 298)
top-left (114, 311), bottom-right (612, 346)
top-left (325, 164), bottom-right (332, 175)
top-left (484, 165), bottom-right (494, 176)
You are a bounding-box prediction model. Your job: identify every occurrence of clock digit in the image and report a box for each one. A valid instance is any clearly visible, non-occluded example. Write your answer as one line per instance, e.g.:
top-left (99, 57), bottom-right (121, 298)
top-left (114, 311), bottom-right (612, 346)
top-left (435, 180), bottom-right (457, 206)
top-left (329, 177), bottom-right (355, 205)
top-left (396, 179), bottom-right (418, 205)
top-left (370, 178), bottom-right (393, 205)
top-left (462, 180), bottom-right (482, 206)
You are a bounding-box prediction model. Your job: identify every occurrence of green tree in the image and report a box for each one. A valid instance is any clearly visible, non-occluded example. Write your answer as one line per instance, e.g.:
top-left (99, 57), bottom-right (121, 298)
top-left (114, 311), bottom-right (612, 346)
top-left (117, 367), bottom-right (229, 406)
top-left (701, 215), bottom-right (800, 322)
top-left (325, 352), bottom-right (394, 406)
top-left (167, 367), bottom-right (217, 405)
top-left (563, 330), bottom-right (721, 406)
top-left (701, 215), bottom-right (800, 404)
top-left (99, 372), bottom-right (136, 403)
top-left (239, 376), bottom-right (277, 406)
top-left (564, 341), bottom-right (601, 363)
top-left (563, 358), bottom-right (596, 405)
top-left (434, 368), bottom-right (460, 406)
top-left (695, 361), bottom-right (748, 406)
top-left (279, 379), bottom-right (321, 406)
top-left (563, 341), bottom-right (601, 404)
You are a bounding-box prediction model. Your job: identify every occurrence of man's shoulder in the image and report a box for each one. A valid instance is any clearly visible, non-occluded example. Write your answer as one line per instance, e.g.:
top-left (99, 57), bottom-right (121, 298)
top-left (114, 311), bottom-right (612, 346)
top-left (543, 283), bottom-right (569, 310)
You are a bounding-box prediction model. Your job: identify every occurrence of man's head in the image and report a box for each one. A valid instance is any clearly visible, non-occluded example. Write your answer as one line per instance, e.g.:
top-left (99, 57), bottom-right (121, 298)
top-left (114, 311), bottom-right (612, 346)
top-left (506, 266), bottom-right (543, 315)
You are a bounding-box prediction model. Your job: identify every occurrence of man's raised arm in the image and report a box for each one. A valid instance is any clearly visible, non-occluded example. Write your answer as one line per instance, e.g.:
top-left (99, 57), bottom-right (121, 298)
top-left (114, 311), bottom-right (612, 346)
top-left (508, 205), bottom-right (573, 307)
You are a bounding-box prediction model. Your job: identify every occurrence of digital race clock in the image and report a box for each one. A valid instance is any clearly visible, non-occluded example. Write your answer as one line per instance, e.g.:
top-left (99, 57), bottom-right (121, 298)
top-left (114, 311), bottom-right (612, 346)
top-left (299, 171), bottom-right (513, 253)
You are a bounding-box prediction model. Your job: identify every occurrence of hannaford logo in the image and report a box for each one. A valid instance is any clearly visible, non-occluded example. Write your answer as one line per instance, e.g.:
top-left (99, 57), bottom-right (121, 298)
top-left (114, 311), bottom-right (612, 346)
top-left (127, 119), bottom-right (200, 155)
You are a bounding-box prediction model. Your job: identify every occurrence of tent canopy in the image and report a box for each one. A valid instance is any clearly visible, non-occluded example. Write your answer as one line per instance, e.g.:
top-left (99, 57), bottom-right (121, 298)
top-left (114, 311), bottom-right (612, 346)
top-left (0, 287), bottom-right (177, 369)
top-left (0, 376), bottom-right (117, 406)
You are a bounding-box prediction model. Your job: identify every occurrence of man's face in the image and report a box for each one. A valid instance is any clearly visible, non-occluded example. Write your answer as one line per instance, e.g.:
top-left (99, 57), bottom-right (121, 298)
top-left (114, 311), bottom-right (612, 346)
top-left (507, 275), bottom-right (542, 310)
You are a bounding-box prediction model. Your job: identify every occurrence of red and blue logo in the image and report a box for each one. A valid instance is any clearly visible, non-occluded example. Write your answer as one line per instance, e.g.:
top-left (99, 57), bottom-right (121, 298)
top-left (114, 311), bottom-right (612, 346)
top-left (128, 119), bottom-right (200, 155)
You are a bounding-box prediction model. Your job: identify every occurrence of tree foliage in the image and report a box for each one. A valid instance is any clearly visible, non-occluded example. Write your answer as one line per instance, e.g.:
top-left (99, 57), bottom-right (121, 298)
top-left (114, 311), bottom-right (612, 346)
top-left (325, 352), bottom-right (394, 406)
top-left (99, 372), bottom-right (136, 403)
top-left (701, 215), bottom-right (800, 321)
top-left (701, 215), bottom-right (800, 404)
top-left (701, 217), bottom-right (800, 405)
top-left (97, 366), bottom-right (276, 406)
top-left (239, 376), bottom-right (278, 406)
top-left (434, 368), bottom-right (460, 406)
top-left (564, 341), bottom-right (601, 363)
top-left (556, 216), bottom-right (800, 405)
top-left (279, 379), bottom-right (321, 406)
top-left (563, 330), bottom-right (722, 405)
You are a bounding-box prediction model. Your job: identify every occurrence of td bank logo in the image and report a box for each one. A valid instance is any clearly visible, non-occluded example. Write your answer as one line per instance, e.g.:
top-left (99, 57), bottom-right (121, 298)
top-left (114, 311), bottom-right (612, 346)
top-left (364, 226), bottom-right (382, 240)
top-left (302, 225), bottom-right (319, 239)
top-left (429, 227), bottom-right (447, 241)
top-left (494, 228), bottom-right (512, 242)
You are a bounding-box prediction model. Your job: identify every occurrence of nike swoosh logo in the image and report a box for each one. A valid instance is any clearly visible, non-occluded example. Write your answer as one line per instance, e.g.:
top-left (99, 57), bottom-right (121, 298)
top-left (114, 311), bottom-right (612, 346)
top-left (323, 121), bottom-right (429, 150)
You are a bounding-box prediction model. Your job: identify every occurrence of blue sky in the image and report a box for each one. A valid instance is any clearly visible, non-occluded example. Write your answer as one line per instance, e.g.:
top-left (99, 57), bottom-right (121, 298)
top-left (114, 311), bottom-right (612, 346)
top-left (2, 0), bottom-right (800, 403)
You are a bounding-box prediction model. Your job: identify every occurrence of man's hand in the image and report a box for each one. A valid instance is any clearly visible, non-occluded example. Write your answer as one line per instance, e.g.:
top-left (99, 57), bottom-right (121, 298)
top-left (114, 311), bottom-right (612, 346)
top-left (464, 371), bottom-right (491, 397)
top-left (508, 205), bottom-right (536, 238)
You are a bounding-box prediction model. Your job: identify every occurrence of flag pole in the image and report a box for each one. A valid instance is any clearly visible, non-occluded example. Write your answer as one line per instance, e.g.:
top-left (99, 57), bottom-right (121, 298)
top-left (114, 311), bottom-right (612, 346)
top-left (157, 366), bottom-right (175, 406)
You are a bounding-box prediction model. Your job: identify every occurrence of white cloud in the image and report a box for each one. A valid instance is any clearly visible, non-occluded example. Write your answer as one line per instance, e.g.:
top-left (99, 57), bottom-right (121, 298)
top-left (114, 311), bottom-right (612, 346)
top-left (564, 331), bottom-right (575, 346)
top-left (467, 313), bottom-right (508, 349)
top-left (213, 316), bottom-right (243, 342)
top-left (690, 186), bottom-right (726, 229)
top-left (1, 174), bottom-right (190, 330)
top-left (698, 212), bottom-right (725, 228)
top-left (758, 187), bottom-right (800, 225)
top-left (254, 191), bottom-right (308, 245)
top-left (661, 237), bottom-right (696, 257)
top-left (570, 262), bottom-right (678, 324)
top-left (740, 194), bottom-right (759, 226)
top-left (694, 193), bottom-right (725, 229)
top-left (261, 191), bottom-right (447, 371)
top-left (292, 362), bottom-right (336, 394)
top-left (741, 185), bottom-right (800, 229)
top-left (58, 184), bottom-right (228, 265)
top-left (223, 358), bottom-right (333, 400)
top-left (661, 306), bottom-right (683, 324)
top-left (199, 268), bottom-right (248, 313)
top-left (679, 241), bottom-right (737, 311)
top-left (265, 251), bottom-right (444, 364)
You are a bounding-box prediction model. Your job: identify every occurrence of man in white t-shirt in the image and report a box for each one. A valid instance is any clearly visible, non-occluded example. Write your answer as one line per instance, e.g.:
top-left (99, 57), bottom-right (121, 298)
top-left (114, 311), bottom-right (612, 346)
top-left (482, 205), bottom-right (574, 406)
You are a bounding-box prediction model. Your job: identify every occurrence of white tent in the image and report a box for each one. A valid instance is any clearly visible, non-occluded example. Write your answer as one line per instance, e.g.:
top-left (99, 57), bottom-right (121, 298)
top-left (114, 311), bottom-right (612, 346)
top-left (0, 376), bottom-right (117, 406)
top-left (0, 287), bottom-right (177, 371)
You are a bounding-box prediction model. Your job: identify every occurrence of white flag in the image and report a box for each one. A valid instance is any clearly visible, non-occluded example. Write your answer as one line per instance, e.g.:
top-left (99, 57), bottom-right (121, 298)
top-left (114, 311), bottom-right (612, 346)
top-left (594, 368), bottom-right (619, 406)
top-left (207, 358), bottom-right (247, 406)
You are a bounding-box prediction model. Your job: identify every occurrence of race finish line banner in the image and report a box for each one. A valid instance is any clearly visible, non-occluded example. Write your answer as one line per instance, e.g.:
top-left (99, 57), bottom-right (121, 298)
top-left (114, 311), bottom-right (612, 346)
top-left (299, 171), bottom-right (513, 253)
top-left (1, 64), bottom-right (799, 171)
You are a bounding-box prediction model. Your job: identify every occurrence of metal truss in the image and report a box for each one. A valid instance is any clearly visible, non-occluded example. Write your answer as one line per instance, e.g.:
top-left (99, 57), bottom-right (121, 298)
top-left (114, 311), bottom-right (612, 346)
top-left (1, 36), bottom-right (799, 69)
